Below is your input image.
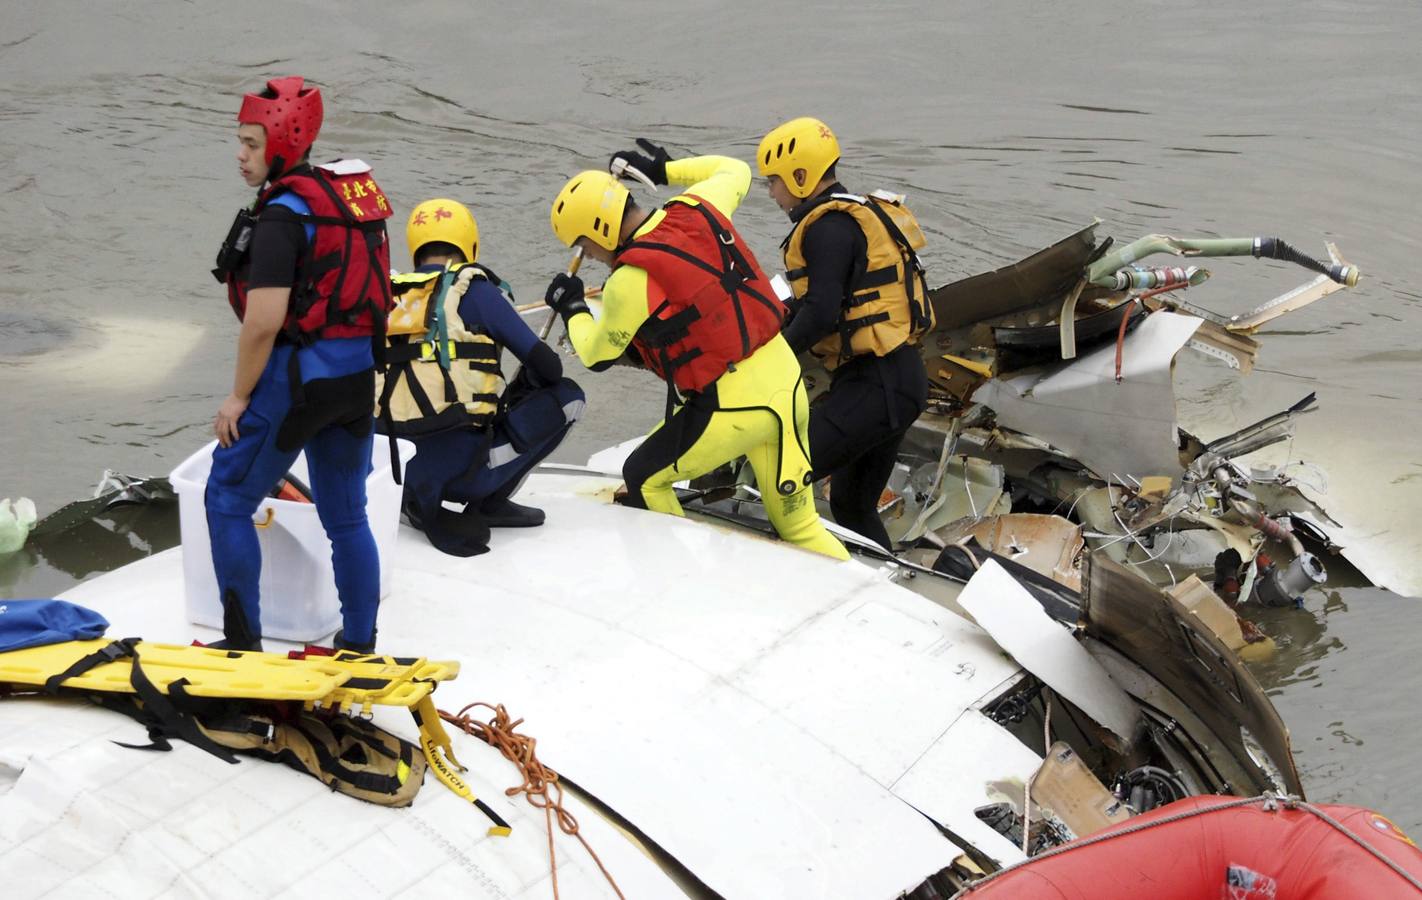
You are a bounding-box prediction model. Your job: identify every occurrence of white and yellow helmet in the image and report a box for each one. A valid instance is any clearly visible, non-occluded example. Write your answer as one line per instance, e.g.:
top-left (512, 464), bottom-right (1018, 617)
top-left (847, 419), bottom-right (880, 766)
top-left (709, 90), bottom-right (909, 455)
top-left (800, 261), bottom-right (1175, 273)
top-left (549, 170), bottom-right (630, 252)
top-left (757, 117), bottom-right (841, 199)
top-left (407, 198), bottom-right (479, 264)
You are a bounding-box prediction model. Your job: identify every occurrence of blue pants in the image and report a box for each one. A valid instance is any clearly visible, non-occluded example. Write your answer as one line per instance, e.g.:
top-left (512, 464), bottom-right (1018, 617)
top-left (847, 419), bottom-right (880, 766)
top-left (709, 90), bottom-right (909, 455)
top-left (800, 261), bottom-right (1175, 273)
top-left (205, 344), bottom-right (379, 646)
top-left (402, 378), bottom-right (584, 526)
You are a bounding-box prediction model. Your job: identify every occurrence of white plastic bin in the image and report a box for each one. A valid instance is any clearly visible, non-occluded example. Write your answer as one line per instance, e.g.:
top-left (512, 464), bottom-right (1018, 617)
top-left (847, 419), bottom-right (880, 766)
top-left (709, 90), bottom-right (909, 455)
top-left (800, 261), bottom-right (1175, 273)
top-left (170, 437), bottom-right (414, 642)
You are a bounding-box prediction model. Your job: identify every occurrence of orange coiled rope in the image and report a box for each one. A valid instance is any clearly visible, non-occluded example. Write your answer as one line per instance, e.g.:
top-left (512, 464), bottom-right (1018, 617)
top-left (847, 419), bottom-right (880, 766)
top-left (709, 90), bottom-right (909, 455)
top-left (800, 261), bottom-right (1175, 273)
top-left (439, 701), bottom-right (626, 900)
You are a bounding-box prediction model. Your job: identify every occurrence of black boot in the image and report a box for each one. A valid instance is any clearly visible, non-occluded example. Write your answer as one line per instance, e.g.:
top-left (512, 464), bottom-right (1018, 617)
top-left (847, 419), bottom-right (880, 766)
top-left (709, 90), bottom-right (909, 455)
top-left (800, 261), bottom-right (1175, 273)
top-left (408, 495), bottom-right (490, 557)
top-left (211, 588), bottom-right (263, 651)
top-left (332, 628), bottom-right (377, 655)
top-left (425, 507), bottom-right (491, 557)
top-left (478, 498), bottom-right (545, 528)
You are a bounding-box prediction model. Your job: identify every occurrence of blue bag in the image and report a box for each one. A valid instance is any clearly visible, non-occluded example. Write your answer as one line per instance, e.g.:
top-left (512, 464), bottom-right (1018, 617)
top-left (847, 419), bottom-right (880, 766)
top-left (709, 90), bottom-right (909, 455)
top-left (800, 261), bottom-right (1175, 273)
top-left (0, 599), bottom-right (111, 653)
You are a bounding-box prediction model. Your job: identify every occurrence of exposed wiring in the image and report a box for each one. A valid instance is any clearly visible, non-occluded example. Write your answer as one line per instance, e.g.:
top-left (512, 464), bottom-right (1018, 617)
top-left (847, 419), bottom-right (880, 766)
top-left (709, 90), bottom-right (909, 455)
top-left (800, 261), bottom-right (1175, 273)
top-left (963, 455), bottom-right (980, 520)
top-left (1025, 691), bottom-right (1053, 856)
top-left (1053, 486), bottom-right (1090, 521)
top-left (1092, 478), bottom-right (1180, 584)
top-left (1279, 460), bottom-right (1329, 495)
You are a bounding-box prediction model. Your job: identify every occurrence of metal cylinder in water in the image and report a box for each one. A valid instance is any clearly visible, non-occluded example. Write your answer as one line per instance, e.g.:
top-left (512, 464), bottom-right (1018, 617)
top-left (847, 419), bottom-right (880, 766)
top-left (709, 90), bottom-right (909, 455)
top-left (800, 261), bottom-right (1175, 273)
top-left (1254, 551), bottom-right (1328, 608)
top-left (1280, 551), bottom-right (1328, 596)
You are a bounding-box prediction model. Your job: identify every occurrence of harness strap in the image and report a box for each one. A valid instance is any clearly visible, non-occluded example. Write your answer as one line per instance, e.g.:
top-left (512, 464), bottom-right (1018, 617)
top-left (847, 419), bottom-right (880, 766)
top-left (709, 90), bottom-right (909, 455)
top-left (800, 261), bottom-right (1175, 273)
top-left (672, 198), bottom-right (785, 330)
top-left (43, 638), bottom-right (140, 694)
top-left (853, 265), bottom-right (899, 290)
top-left (411, 695), bottom-right (512, 836)
top-left (291, 213), bottom-right (387, 232)
top-left (281, 173), bottom-right (392, 344)
top-left (110, 663), bottom-right (240, 764)
top-left (858, 199), bottom-right (930, 331)
top-left (377, 361), bottom-right (407, 484)
top-left (383, 342), bottom-right (500, 364)
top-left (625, 198), bottom-right (783, 358)
top-left (285, 716), bottom-right (407, 796)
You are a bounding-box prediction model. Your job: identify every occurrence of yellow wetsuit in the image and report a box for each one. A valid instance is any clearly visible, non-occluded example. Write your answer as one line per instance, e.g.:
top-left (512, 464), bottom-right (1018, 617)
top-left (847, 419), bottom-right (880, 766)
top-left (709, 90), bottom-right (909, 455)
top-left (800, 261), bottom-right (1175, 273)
top-left (564, 156), bottom-right (848, 561)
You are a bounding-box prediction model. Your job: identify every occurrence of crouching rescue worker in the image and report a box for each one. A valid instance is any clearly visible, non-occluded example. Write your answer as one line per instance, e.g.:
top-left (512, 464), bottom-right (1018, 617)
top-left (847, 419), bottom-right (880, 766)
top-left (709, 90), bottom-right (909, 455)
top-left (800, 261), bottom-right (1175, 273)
top-left (208, 76), bottom-right (392, 652)
top-left (757, 117), bottom-right (934, 551)
top-left (378, 199), bottom-right (585, 557)
top-left (543, 142), bottom-right (848, 560)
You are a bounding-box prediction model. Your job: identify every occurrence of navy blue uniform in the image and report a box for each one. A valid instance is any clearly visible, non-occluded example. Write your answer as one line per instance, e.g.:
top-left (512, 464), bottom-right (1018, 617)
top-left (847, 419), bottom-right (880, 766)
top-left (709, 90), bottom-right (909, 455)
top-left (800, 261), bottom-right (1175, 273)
top-left (396, 264), bottom-right (584, 555)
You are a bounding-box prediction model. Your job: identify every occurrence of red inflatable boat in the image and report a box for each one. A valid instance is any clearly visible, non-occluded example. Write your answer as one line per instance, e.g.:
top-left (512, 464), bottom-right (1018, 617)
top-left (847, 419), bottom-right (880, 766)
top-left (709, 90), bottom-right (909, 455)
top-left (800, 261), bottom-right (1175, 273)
top-left (958, 795), bottom-right (1422, 899)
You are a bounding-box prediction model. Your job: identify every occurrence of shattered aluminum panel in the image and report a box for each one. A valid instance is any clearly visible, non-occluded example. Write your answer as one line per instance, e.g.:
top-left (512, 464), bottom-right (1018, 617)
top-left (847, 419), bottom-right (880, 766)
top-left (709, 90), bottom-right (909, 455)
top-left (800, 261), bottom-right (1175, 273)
top-left (890, 710), bottom-right (1044, 868)
top-left (975, 312), bottom-right (1202, 481)
top-left (958, 560), bottom-right (1141, 745)
top-left (937, 514), bottom-right (1084, 591)
top-left (1080, 555), bottom-right (1302, 796)
top-left (927, 223), bottom-right (1099, 332)
top-left (1226, 243), bottom-right (1351, 333)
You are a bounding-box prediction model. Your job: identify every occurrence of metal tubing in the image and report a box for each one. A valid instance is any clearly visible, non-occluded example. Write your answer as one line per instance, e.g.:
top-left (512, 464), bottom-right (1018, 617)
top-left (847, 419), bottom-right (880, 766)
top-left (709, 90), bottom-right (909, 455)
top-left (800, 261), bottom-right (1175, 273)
top-left (1212, 467), bottom-right (1305, 557)
top-left (1086, 235), bottom-right (1257, 285)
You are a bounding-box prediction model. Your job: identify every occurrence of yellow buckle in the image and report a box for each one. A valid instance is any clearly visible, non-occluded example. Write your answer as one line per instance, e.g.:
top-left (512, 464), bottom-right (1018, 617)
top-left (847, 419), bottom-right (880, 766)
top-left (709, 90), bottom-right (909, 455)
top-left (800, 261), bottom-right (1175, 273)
top-left (418, 341), bottom-right (459, 362)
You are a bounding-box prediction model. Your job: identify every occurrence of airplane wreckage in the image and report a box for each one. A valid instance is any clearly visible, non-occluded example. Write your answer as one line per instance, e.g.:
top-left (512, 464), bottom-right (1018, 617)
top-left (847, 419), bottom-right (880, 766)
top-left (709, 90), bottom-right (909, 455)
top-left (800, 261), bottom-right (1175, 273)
top-left (705, 220), bottom-right (1369, 617)
top-left (8, 222), bottom-right (1421, 899)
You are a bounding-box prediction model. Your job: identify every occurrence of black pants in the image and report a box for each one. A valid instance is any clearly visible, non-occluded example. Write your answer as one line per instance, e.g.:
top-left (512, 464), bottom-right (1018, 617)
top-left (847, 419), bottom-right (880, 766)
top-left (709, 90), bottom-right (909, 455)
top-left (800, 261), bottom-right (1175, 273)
top-left (808, 345), bottom-right (928, 549)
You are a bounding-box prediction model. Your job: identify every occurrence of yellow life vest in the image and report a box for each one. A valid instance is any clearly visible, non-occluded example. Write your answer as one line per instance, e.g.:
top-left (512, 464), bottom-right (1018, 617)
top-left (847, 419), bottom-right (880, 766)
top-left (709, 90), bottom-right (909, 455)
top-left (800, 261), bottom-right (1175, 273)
top-left (782, 189), bottom-right (934, 369)
top-left (376, 264), bottom-right (504, 434)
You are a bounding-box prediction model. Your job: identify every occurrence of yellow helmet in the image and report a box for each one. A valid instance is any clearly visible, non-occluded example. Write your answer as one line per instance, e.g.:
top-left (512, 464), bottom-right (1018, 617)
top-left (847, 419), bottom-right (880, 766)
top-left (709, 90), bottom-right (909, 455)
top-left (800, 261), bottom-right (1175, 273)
top-left (406, 198), bottom-right (479, 264)
top-left (757, 117), bottom-right (840, 200)
top-left (549, 170), bottom-right (629, 252)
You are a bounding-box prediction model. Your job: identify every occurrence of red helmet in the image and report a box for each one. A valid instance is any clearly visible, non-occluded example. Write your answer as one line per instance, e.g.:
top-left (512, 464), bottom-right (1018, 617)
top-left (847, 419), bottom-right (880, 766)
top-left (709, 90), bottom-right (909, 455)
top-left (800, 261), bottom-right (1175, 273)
top-left (237, 76), bottom-right (323, 174)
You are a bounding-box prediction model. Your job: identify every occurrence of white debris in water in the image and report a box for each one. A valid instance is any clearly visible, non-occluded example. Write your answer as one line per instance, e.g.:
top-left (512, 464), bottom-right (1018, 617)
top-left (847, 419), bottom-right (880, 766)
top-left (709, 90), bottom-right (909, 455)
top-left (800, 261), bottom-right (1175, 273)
top-left (0, 497), bottom-right (37, 554)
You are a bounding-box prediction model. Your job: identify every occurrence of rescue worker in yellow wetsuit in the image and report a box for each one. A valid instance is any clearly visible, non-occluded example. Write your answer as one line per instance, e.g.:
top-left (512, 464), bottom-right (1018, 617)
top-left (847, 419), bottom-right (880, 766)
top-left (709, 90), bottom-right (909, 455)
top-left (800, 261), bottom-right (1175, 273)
top-left (758, 117), bottom-right (934, 551)
top-left (543, 145), bottom-right (848, 560)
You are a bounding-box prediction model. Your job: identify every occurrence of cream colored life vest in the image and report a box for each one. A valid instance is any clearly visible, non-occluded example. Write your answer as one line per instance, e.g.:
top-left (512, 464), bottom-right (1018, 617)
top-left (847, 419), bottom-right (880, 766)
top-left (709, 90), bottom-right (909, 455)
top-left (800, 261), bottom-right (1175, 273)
top-left (782, 190), bottom-right (933, 369)
top-left (376, 264), bottom-right (503, 434)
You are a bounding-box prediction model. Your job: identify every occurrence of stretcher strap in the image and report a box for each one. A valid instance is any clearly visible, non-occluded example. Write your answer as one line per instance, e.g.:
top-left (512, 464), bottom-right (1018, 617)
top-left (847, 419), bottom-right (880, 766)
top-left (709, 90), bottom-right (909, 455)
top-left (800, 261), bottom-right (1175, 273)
top-left (412, 695), bottom-right (511, 836)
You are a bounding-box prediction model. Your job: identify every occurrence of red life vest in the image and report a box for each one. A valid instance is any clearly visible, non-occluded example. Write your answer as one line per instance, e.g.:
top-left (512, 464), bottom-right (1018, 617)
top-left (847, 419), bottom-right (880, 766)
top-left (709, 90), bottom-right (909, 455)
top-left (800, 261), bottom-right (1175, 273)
top-left (615, 195), bottom-right (786, 394)
top-left (226, 161), bottom-right (393, 343)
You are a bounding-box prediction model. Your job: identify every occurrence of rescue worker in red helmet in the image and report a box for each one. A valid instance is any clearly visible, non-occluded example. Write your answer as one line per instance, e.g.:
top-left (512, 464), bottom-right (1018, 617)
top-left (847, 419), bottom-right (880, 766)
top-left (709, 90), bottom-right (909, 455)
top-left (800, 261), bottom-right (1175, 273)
top-left (207, 76), bottom-right (393, 651)
top-left (757, 117), bottom-right (933, 552)
top-left (378, 198), bottom-right (585, 557)
top-left (543, 142), bottom-right (848, 560)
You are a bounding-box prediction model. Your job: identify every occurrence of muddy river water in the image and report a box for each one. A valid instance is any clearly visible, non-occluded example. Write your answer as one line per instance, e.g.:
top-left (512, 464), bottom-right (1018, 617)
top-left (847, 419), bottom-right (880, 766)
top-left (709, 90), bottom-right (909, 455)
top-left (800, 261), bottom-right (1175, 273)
top-left (2, 0), bottom-right (1420, 831)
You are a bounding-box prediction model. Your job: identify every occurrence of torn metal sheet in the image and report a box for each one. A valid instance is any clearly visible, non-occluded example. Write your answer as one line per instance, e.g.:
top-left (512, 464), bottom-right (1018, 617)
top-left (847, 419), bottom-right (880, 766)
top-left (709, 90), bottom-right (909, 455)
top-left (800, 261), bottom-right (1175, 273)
top-left (937, 514), bottom-right (1084, 592)
top-left (958, 560), bottom-right (1141, 745)
top-left (890, 710), bottom-right (1044, 868)
top-left (891, 456), bottom-right (1009, 545)
top-left (1027, 742), bottom-right (1131, 839)
top-left (1227, 242), bottom-right (1353, 333)
top-left (928, 223), bottom-right (1099, 332)
top-left (975, 312), bottom-right (1203, 481)
top-left (1081, 554), bottom-right (1302, 796)
top-left (1184, 320), bottom-right (1259, 373)
top-left (1168, 575), bottom-right (1250, 652)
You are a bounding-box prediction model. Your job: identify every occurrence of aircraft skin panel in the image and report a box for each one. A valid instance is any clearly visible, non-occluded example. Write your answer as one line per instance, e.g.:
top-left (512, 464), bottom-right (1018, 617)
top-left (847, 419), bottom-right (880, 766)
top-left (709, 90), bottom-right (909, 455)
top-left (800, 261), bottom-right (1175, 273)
top-left (891, 709), bottom-right (1045, 868)
top-left (974, 311), bottom-right (1202, 481)
top-left (47, 473), bottom-right (1021, 899)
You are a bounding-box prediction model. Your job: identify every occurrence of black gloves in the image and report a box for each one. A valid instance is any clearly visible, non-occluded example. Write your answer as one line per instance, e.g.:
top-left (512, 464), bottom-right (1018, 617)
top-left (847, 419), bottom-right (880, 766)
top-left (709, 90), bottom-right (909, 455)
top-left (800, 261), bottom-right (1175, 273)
top-left (544, 272), bottom-right (590, 323)
top-left (609, 138), bottom-right (672, 186)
